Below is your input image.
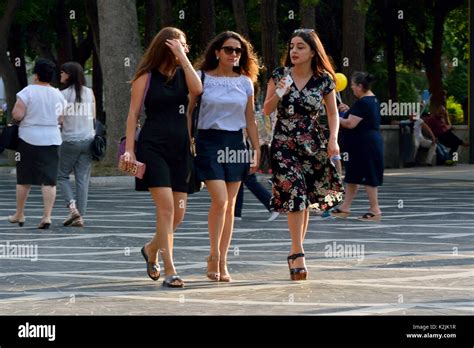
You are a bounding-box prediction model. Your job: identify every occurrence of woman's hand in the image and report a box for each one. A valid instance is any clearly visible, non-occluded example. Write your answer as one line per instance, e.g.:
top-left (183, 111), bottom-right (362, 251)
top-left (338, 103), bottom-right (349, 113)
top-left (165, 39), bottom-right (187, 63)
top-left (249, 148), bottom-right (261, 174)
top-left (275, 77), bottom-right (291, 97)
top-left (327, 138), bottom-right (340, 158)
top-left (121, 150), bottom-right (136, 164)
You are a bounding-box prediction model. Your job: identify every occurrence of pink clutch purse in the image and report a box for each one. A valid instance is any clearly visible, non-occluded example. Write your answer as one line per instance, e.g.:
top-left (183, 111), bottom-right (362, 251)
top-left (118, 156), bottom-right (146, 179)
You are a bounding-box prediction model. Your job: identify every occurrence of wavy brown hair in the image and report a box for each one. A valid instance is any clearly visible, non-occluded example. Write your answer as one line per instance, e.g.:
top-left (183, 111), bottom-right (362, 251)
top-left (133, 27), bottom-right (186, 82)
top-left (283, 31), bottom-right (336, 83)
top-left (197, 31), bottom-right (259, 83)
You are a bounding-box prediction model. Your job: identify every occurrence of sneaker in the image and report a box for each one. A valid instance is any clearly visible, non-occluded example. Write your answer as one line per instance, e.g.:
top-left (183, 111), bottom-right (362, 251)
top-left (267, 212), bottom-right (280, 221)
top-left (445, 160), bottom-right (455, 166)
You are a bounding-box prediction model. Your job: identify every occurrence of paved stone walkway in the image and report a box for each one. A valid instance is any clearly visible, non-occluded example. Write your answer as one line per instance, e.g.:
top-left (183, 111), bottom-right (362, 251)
top-left (0, 170), bottom-right (473, 315)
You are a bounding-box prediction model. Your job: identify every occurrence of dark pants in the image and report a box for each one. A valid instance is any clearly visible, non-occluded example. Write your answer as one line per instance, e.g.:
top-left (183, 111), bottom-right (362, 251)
top-left (438, 130), bottom-right (463, 157)
top-left (234, 173), bottom-right (271, 217)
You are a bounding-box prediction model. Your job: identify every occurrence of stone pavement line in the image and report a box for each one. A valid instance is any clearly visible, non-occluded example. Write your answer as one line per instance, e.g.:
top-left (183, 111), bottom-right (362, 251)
top-left (0, 174), bottom-right (473, 315)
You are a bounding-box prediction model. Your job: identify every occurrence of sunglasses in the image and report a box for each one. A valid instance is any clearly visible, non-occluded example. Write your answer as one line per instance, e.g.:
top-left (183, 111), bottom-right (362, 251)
top-left (220, 46), bottom-right (243, 56)
top-left (294, 29), bottom-right (315, 34)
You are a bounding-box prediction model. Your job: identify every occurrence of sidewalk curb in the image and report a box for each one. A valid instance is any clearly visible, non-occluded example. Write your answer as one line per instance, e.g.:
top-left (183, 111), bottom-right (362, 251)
top-left (1, 166), bottom-right (472, 185)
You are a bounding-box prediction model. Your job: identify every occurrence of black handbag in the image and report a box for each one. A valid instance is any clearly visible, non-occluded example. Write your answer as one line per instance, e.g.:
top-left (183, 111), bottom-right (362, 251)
top-left (187, 71), bottom-right (206, 194)
top-left (0, 123), bottom-right (20, 154)
top-left (91, 120), bottom-right (106, 161)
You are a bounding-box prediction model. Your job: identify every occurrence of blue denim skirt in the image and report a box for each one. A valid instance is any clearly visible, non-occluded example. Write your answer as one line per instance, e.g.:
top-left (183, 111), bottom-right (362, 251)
top-left (195, 129), bottom-right (249, 183)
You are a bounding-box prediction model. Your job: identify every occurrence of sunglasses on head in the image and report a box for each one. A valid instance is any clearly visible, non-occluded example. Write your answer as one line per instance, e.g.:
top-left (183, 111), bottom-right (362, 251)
top-left (220, 46), bottom-right (243, 55)
top-left (294, 29), bottom-right (315, 34)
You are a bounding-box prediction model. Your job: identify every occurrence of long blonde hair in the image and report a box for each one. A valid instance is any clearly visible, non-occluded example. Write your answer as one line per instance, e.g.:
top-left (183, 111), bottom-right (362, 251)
top-left (133, 27), bottom-right (186, 82)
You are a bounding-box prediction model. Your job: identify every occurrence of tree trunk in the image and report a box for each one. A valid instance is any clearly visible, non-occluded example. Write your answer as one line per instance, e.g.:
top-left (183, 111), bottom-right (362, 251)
top-left (8, 24), bottom-right (27, 89)
top-left (159, 0), bottom-right (173, 28)
top-left (341, 0), bottom-right (367, 106)
top-left (424, 0), bottom-right (464, 112)
top-left (200, 0), bottom-right (216, 48)
top-left (27, 23), bottom-right (57, 62)
top-left (425, 1), bottom-right (447, 112)
top-left (261, 0), bottom-right (278, 95)
top-left (75, 30), bottom-right (94, 67)
top-left (85, 0), bottom-right (103, 127)
top-left (97, 0), bottom-right (142, 165)
top-left (300, 0), bottom-right (316, 29)
top-left (232, 0), bottom-right (249, 38)
top-left (56, 0), bottom-right (74, 67)
top-left (92, 46), bottom-right (104, 124)
top-left (144, 0), bottom-right (158, 47)
top-left (382, 0), bottom-right (397, 102)
top-left (85, 0), bottom-right (100, 57)
top-left (0, 0), bottom-right (23, 117)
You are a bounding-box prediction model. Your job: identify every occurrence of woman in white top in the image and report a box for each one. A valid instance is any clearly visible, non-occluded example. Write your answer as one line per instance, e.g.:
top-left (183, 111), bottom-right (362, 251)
top-left (57, 62), bottom-right (96, 227)
top-left (9, 59), bottom-right (66, 229)
top-left (188, 31), bottom-right (260, 282)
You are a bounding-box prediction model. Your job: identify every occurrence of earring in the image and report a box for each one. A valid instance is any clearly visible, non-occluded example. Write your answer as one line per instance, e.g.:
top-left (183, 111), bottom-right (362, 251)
top-left (216, 56), bottom-right (219, 60)
top-left (234, 59), bottom-right (240, 67)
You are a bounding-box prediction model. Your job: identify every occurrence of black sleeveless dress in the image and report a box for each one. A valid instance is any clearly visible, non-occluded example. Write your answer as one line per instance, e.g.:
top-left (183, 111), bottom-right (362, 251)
top-left (135, 68), bottom-right (192, 192)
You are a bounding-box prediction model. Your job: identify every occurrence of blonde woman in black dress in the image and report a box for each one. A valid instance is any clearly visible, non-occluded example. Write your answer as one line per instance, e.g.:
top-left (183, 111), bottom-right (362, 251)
top-left (122, 27), bottom-right (202, 288)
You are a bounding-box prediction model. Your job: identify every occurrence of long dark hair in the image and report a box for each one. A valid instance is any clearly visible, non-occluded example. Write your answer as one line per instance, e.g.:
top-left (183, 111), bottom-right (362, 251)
top-left (197, 31), bottom-right (259, 83)
top-left (61, 62), bottom-right (86, 103)
top-left (283, 31), bottom-right (336, 82)
top-left (133, 27), bottom-right (186, 82)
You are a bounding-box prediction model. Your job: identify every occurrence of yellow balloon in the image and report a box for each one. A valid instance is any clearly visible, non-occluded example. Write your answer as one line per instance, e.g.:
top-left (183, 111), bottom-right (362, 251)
top-left (335, 73), bottom-right (348, 92)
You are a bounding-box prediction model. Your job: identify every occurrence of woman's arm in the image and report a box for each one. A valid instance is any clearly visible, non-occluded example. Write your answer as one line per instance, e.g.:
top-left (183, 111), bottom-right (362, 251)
top-left (245, 95), bottom-right (261, 173)
top-left (12, 98), bottom-right (26, 121)
top-left (166, 39), bottom-right (202, 95)
top-left (339, 115), bottom-right (362, 129)
top-left (323, 90), bottom-right (340, 157)
top-left (181, 61), bottom-right (202, 96)
top-left (263, 77), bottom-right (290, 116)
top-left (92, 93), bottom-right (97, 120)
top-left (263, 79), bottom-right (279, 116)
top-left (187, 93), bottom-right (199, 141)
top-left (122, 74), bottom-right (148, 162)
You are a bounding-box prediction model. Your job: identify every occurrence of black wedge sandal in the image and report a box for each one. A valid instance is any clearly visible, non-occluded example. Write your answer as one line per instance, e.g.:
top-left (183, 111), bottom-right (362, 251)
top-left (287, 253), bottom-right (308, 281)
top-left (141, 246), bottom-right (160, 281)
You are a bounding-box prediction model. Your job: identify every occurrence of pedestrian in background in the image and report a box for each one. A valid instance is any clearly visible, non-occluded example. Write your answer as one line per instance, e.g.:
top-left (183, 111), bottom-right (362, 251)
top-left (9, 58), bottom-right (66, 229)
top-left (332, 72), bottom-right (383, 221)
top-left (57, 62), bottom-right (96, 228)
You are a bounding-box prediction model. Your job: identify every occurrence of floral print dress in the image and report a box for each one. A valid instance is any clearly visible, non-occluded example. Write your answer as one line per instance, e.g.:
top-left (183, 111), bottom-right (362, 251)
top-left (270, 67), bottom-right (344, 212)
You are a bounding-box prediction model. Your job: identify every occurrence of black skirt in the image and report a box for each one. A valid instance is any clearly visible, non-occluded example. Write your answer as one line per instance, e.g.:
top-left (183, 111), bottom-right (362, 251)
top-left (16, 139), bottom-right (60, 186)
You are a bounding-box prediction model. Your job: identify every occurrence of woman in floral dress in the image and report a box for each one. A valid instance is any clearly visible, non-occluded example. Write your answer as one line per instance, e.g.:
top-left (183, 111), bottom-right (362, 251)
top-left (263, 29), bottom-right (344, 281)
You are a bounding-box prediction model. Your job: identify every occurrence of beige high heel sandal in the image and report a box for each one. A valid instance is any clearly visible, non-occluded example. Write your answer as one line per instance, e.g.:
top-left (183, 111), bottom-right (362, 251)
top-left (219, 260), bottom-right (232, 282)
top-left (207, 255), bottom-right (220, 281)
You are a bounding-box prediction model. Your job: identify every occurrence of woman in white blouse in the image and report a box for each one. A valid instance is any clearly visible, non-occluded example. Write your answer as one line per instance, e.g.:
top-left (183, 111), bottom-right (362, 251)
top-left (57, 62), bottom-right (96, 228)
top-left (9, 59), bottom-right (66, 229)
top-left (188, 31), bottom-right (260, 282)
